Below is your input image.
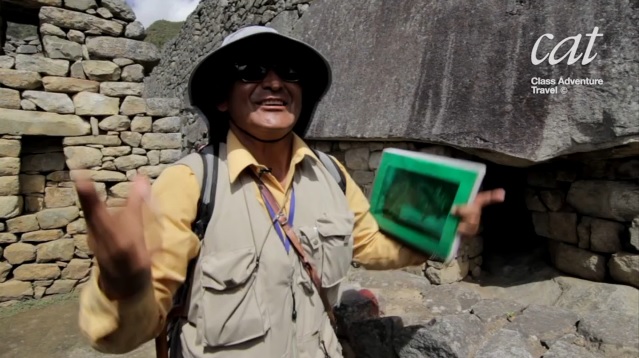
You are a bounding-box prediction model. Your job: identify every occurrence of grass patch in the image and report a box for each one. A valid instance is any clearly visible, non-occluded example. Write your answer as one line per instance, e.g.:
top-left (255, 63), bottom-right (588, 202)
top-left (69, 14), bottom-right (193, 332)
top-left (0, 291), bottom-right (79, 319)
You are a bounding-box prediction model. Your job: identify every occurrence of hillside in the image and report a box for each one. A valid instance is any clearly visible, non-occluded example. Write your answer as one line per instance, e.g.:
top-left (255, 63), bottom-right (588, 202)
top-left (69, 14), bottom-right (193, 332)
top-left (144, 20), bottom-right (184, 49)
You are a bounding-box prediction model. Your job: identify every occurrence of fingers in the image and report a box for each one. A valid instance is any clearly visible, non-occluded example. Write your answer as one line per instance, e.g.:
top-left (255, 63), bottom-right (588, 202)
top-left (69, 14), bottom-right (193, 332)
top-left (126, 175), bottom-right (152, 214)
top-left (75, 176), bottom-right (111, 236)
top-left (474, 188), bottom-right (506, 208)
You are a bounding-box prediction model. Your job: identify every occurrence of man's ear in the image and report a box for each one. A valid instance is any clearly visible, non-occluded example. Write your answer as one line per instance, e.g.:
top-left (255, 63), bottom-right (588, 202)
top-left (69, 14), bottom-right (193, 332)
top-left (217, 101), bottom-right (228, 112)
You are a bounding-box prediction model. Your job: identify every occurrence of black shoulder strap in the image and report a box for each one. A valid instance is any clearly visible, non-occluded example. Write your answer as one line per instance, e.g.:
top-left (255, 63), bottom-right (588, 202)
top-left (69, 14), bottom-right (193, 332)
top-left (192, 142), bottom-right (219, 239)
top-left (312, 149), bottom-right (346, 194)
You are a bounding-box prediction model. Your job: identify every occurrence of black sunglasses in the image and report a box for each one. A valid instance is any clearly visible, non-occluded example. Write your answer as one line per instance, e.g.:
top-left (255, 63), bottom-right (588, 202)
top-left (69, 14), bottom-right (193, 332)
top-left (233, 63), bottom-right (302, 83)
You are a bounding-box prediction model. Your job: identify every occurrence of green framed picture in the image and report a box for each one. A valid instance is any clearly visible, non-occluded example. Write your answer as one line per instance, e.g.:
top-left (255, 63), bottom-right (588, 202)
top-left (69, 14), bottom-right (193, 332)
top-left (369, 148), bottom-right (486, 263)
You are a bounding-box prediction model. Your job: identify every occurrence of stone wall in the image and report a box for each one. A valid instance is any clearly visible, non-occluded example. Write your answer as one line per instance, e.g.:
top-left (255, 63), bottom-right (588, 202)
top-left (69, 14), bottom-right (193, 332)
top-left (308, 139), bottom-right (639, 289)
top-left (0, 0), bottom-right (184, 304)
top-left (145, 0), bottom-right (316, 153)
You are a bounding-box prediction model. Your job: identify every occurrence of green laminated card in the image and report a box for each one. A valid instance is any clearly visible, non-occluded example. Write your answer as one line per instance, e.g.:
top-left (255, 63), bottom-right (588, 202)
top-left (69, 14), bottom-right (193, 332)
top-left (369, 148), bottom-right (486, 264)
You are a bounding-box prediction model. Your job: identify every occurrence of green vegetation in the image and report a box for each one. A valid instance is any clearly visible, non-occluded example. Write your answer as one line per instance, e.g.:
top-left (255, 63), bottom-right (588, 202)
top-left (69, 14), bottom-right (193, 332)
top-left (144, 19), bottom-right (184, 49)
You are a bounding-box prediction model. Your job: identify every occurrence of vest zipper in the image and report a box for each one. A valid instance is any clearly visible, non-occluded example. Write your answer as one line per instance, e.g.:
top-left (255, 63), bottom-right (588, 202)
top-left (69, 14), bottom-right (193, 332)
top-left (320, 340), bottom-right (330, 358)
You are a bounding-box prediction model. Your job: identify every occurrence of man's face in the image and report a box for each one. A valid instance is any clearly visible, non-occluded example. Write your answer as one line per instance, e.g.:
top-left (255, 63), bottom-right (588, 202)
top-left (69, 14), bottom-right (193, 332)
top-left (218, 63), bottom-right (303, 141)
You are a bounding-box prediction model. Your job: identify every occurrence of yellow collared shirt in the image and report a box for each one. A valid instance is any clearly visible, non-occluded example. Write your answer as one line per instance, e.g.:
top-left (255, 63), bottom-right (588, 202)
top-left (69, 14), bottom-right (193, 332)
top-left (78, 130), bottom-right (426, 353)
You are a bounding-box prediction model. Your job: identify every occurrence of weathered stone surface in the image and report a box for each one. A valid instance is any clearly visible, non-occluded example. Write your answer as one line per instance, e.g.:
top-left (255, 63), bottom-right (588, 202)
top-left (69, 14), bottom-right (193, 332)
top-left (0, 262), bottom-right (10, 282)
top-left (73, 92), bottom-right (120, 116)
top-left (22, 91), bottom-right (75, 114)
top-left (131, 116), bottom-right (152, 132)
top-left (63, 135), bottom-right (121, 146)
top-left (21, 230), bottom-right (64, 243)
top-left (0, 139), bottom-right (21, 157)
top-left (0, 68), bottom-right (42, 89)
top-left (21, 100), bottom-right (37, 111)
top-left (152, 117), bottom-right (181, 133)
top-left (64, 146), bottom-right (103, 169)
top-left (24, 195), bottom-right (44, 213)
top-left (470, 299), bottom-right (525, 324)
top-left (0, 280), bottom-right (33, 302)
top-left (67, 30), bottom-right (86, 44)
top-left (589, 218), bottom-right (623, 254)
top-left (425, 257), bottom-right (469, 285)
top-left (567, 181), bottom-right (639, 221)
top-left (146, 98), bottom-right (181, 117)
top-left (61, 259), bottom-right (91, 280)
top-left (6, 215), bottom-right (40, 233)
top-left (137, 165), bottom-right (168, 179)
top-left (125, 21), bottom-right (145, 40)
top-left (16, 45), bottom-right (38, 55)
top-left (0, 88), bottom-right (22, 110)
top-left (345, 148), bottom-right (369, 170)
top-left (98, 115), bottom-right (130, 131)
top-left (101, 0), bottom-right (136, 21)
top-left (0, 196), bottom-right (22, 219)
top-left (65, 0), bottom-right (97, 11)
top-left (86, 37), bottom-right (159, 65)
top-left (42, 76), bottom-right (99, 93)
top-left (542, 339), bottom-right (600, 358)
top-left (505, 304), bottom-right (578, 341)
top-left (113, 58), bottom-right (134, 67)
top-left (100, 146), bottom-right (131, 157)
top-left (4, 243), bottom-right (36, 265)
top-left (39, 6), bottom-right (123, 36)
top-left (114, 155), bottom-right (148, 171)
top-left (141, 133), bottom-right (181, 150)
top-left (0, 157), bottom-right (20, 175)
top-left (14, 54), bottom-right (69, 77)
top-left (36, 239), bottom-right (75, 263)
top-left (121, 64), bottom-right (144, 82)
top-left (74, 234), bottom-right (92, 255)
top-left (70, 61), bottom-right (86, 79)
top-left (0, 109), bottom-right (90, 136)
top-left (578, 310), bottom-right (639, 356)
top-left (67, 219), bottom-right (86, 235)
top-left (160, 149), bottom-right (181, 164)
top-left (131, 148), bottom-right (146, 155)
top-left (22, 153), bottom-right (66, 172)
top-left (289, 0), bottom-right (639, 166)
top-left (82, 60), bottom-right (121, 81)
top-left (548, 212), bottom-right (578, 244)
top-left (0, 56), bottom-right (15, 69)
top-left (107, 182), bottom-right (132, 199)
top-left (0, 176), bottom-right (19, 196)
top-left (100, 82), bottom-right (143, 97)
top-left (120, 132), bottom-right (142, 147)
top-left (13, 264), bottom-right (60, 280)
top-left (609, 253), bottom-right (639, 288)
top-left (474, 329), bottom-right (538, 358)
top-left (120, 96), bottom-right (147, 115)
top-left (147, 150), bottom-right (160, 166)
top-left (45, 279), bottom-right (76, 295)
top-left (0, 233), bottom-right (18, 244)
top-left (44, 187), bottom-right (76, 208)
top-left (36, 207), bottom-right (80, 229)
top-left (40, 23), bottom-right (66, 37)
top-left (549, 242), bottom-right (606, 282)
top-left (69, 169), bottom-right (126, 182)
top-left (42, 36), bottom-right (83, 61)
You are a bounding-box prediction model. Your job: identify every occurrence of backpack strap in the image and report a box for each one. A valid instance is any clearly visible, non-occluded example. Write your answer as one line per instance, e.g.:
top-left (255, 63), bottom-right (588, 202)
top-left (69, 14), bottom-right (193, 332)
top-left (312, 149), bottom-right (347, 194)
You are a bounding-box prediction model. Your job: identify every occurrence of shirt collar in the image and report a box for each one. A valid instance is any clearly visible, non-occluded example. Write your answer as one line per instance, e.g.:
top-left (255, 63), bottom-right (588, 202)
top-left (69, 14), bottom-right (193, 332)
top-left (226, 130), bottom-right (318, 184)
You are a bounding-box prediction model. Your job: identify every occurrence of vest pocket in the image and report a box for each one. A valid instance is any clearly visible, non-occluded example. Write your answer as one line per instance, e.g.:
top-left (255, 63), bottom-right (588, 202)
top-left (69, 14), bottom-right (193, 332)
top-left (198, 247), bottom-right (270, 347)
top-left (315, 212), bottom-right (354, 289)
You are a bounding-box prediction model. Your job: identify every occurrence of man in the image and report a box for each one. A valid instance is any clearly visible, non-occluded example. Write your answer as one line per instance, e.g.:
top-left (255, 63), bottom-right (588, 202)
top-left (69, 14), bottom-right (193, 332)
top-left (76, 26), bottom-right (504, 357)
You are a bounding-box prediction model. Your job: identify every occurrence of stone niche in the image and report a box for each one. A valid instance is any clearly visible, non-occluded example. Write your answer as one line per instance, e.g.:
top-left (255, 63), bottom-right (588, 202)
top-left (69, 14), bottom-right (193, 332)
top-left (0, 0), bottom-right (184, 304)
top-left (306, 139), bottom-right (639, 290)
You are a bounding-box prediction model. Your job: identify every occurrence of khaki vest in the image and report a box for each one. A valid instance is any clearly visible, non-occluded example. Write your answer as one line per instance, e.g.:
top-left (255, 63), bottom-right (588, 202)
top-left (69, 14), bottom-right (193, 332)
top-left (173, 143), bottom-right (354, 358)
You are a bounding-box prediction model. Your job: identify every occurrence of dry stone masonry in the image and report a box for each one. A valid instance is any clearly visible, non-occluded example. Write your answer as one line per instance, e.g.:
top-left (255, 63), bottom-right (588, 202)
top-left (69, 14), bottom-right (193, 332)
top-left (0, 0), bottom-right (184, 304)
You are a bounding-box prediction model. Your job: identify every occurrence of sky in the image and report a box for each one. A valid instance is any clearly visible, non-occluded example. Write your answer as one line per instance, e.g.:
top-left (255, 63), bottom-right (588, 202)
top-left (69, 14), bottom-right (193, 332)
top-left (125, 0), bottom-right (201, 27)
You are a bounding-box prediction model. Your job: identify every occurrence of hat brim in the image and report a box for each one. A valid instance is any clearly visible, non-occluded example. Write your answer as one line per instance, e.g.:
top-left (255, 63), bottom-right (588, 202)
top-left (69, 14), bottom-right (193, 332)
top-left (187, 31), bottom-right (332, 140)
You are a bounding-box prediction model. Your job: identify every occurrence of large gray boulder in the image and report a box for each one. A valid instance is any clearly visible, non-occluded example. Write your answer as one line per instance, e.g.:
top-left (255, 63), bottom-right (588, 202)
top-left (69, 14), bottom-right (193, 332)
top-left (291, 0), bottom-right (638, 166)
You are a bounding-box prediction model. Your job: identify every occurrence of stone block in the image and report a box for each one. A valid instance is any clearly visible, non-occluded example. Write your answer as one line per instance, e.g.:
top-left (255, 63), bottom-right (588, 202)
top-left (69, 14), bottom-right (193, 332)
top-left (0, 68), bottom-right (42, 90)
top-left (19, 175), bottom-right (46, 194)
top-left (567, 180), bottom-right (639, 221)
top-left (345, 147), bottom-right (370, 170)
top-left (74, 234), bottom-right (92, 255)
top-left (548, 212), bottom-right (578, 244)
top-left (0, 262), bottom-right (10, 282)
top-left (86, 37), bottom-right (159, 65)
top-left (608, 253), bottom-right (639, 288)
top-left (0, 139), bottom-right (21, 157)
top-left (0, 88), bottom-right (22, 110)
top-left (70, 62), bottom-right (86, 79)
top-left (589, 218), bottom-right (624, 254)
top-left (146, 98), bottom-right (181, 117)
top-left (73, 92), bottom-right (120, 116)
top-left (0, 196), bottom-right (22, 219)
top-left (0, 280), bottom-right (33, 302)
top-left (36, 239), bottom-right (75, 262)
top-left (64, 146), bottom-right (103, 170)
top-left (24, 195), bottom-right (44, 213)
top-left (137, 165), bottom-right (168, 179)
top-left (67, 30), bottom-right (86, 44)
top-left (147, 150), bottom-right (159, 166)
top-left (120, 96), bottom-right (147, 115)
top-left (42, 36), bottom-right (83, 61)
top-left (121, 64), bottom-right (144, 82)
top-left (21, 230), bottom-right (64, 243)
top-left (108, 182), bottom-right (132, 198)
top-left (36, 207), bottom-right (80, 229)
top-left (0, 56), bottom-right (15, 69)
top-left (539, 190), bottom-right (565, 211)
top-left (39, 6), bottom-right (123, 36)
top-left (66, 219), bottom-right (86, 234)
top-left (352, 170), bottom-right (375, 185)
top-left (4, 243), bottom-right (36, 265)
top-left (160, 149), bottom-right (181, 164)
top-left (82, 60), bottom-right (121, 81)
top-left (101, 146), bottom-right (131, 157)
top-left (630, 217), bottom-right (639, 251)
top-left (549, 241), bottom-right (605, 282)
top-left (0, 109), bottom-right (90, 137)
top-left (22, 91), bottom-right (75, 114)
top-left (152, 117), bottom-right (181, 133)
top-left (14, 54), bottom-right (69, 77)
top-left (46, 171), bottom-right (70, 182)
top-left (113, 58), bottom-right (133, 66)
top-left (141, 133), bottom-right (181, 150)
top-left (22, 152), bottom-right (66, 173)
top-left (65, 0), bottom-right (98, 11)
top-left (44, 187), bottom-right (76, 208)
top-left (6, 215), bottom-right (40, 233)
top-left (69, 170), bottom-right (126, 182)
top-left (98, 115), bottom-right (131, 131)
top-left (62, 259), bottom-right (91, 280)
top-left (0, 233), bottom-right (18, 244)
top-left (42, 76), bottom-right (99, 93)
top-left (114, 154), bottom-right (148, 171)
top-left (45, 279), bottom-right (76, 295)
top-left (100, 82), bottom-right (143, 97)
top-left (131, 116), bottom-right (152, 132)
top-left (102, 0), bottom-right (136, 21)
top-left (368, 151), bottom-right (382, 170)
top-left (12, 264), bottom-right (60, 281)
top-left (125, 21), bottom-right (145, 40)
top-left (63, 135), bottom-right (121, 146)
top-left (0, 157), bottom-right (20, 176)
top-left (0, 176), bottom-right (19, 196)
top-left (425, 257), bottom-right (469, 284)
top-left (40, 23), bottom-right (66, 37)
